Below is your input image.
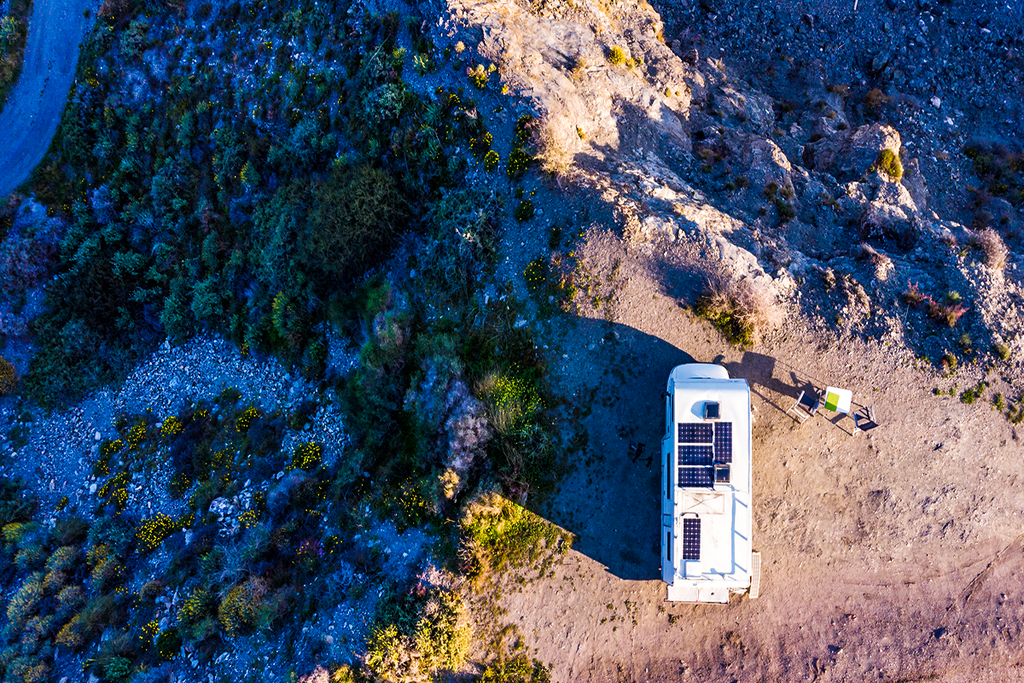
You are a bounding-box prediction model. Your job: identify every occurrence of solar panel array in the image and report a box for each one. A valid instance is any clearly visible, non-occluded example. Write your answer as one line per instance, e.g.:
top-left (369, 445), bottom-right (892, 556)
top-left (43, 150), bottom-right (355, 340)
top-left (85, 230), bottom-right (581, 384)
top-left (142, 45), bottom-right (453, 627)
top-left (678, 423), bottom-right (713, 443)
top-left (679, 444), bottom-right (714, 466)
top-left (677, 466), bottom-right (714, 487)
top-left (713, 422), bottom-right (733, 464)
top-left (682, 518), bottom-right (701, 560)
top-left (676, 420), bottom-right (733, 486)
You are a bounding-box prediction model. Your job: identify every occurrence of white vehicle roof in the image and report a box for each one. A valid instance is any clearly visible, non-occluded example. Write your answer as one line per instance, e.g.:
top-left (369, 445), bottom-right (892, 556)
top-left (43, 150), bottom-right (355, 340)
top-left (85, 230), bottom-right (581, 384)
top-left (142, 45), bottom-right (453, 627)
top-left (662, 364), bottom-right (753, 603)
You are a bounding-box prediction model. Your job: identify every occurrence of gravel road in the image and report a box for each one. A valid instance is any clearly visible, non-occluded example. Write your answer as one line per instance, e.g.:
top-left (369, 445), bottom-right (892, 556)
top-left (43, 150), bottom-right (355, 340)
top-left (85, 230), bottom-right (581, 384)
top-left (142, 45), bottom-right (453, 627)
top-left (0, 0), bottom-right (98, 197)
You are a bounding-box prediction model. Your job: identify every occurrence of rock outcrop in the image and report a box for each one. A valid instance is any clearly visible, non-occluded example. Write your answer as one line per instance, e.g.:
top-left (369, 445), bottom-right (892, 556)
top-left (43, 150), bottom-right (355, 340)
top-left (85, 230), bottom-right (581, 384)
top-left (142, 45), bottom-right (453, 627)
top-left (432, 0), bottom-right (1024, 358)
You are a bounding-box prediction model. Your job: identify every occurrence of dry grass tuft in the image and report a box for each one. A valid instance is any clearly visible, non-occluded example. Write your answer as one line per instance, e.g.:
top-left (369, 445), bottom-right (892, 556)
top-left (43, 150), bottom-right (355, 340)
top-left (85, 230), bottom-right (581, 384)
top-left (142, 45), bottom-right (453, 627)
top-left (694, 276), bottom-right (785, 346)
top-left (532, 113), bottom-right (580, 178)
top-left (968, 228), bottom-right (1008, 270)
top-left (0, 356), bottom-right (16, 396)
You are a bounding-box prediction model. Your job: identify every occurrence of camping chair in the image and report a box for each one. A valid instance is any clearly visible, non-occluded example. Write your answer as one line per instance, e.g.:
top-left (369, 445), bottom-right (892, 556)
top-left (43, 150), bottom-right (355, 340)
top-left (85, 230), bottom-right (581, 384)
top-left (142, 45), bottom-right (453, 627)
top-left (853, 406), bottom-right (879, 433)
top-left (787, 390), bottom-right (820, 424)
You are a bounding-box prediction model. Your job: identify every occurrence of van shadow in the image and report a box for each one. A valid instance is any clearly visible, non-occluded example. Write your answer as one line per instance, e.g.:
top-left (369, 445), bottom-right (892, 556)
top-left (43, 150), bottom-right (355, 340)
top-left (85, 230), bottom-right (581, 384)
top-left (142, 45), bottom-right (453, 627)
top-left (540, 328), bottom-right (816, 581)
top-left (539, 317), bottom-right (696, 581)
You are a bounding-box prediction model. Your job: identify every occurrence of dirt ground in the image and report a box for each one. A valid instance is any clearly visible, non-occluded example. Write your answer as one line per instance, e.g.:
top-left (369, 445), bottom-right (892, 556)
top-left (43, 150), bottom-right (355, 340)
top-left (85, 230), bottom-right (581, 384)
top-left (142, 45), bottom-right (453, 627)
top-left (491, 232), bottom-right (1024, 682)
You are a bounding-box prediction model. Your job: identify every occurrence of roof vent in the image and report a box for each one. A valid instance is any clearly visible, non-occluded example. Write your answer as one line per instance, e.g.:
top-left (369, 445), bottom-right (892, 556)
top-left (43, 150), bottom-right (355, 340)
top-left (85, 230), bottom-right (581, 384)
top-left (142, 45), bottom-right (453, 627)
top-left (703, 401), bottom-right (721, 420)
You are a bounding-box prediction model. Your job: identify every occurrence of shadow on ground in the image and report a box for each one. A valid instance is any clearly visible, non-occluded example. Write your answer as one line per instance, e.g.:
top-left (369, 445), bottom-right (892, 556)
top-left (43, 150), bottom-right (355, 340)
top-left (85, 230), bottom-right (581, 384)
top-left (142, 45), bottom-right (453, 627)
top-left (539, 317), bottom-right (695, 581)
top-left (541, 334), bottom-right (829, 581)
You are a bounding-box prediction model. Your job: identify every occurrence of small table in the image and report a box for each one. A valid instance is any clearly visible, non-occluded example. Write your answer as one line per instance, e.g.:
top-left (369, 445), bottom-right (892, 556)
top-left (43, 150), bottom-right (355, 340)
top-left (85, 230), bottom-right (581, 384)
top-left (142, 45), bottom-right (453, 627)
top-left (823, 387), bottom-right (853, 414)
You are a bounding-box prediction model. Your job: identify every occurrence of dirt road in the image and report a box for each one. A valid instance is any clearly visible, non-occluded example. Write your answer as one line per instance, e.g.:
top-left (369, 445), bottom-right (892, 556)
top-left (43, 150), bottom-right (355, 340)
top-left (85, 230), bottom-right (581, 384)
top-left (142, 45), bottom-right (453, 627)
top-left (0, 0), bottom-right (96, 197)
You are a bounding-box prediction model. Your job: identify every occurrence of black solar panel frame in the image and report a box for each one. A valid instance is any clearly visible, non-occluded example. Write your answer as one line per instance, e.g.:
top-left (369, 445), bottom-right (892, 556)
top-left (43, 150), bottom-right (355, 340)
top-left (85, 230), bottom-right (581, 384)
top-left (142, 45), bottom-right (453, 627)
top-left (678, 423), bottom-right (713, 444)
top-left (679, 444), bottom-right (714, 466)
top-left (713, 422), bottom-right (733, 464)
top-left (677, 466), bottom-right (714, 487)
top-left (682, 518), bottom-right (701, 560)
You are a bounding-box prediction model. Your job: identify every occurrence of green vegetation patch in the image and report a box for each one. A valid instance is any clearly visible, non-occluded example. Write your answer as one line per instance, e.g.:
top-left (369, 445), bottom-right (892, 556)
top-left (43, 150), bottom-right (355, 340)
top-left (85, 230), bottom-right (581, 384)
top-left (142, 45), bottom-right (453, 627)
top-left (872, 148), bottom-right (904, 182)
top-left (0, 0), bottom-right (31, 110)
top-left (366, 584), bottom-right (471, 682)
top-left (22, 2), bottom-right (490, 405)
top-left (460, 491), bottom-right (572, 578)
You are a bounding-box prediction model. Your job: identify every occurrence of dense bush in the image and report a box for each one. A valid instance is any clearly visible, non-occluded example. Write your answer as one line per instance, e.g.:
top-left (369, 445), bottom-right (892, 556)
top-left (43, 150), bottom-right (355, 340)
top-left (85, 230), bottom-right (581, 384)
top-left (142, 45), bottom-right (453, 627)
top-left (872, 148), bottom-right (904, 182)
top-left (459, 491), bottom-right (572, 579)
top-left (299, 164), bottom-right (408, 284)
top-left (365, 585), bottom-right (471, 682)
top-left (24, 1), bottom-right (486, 404)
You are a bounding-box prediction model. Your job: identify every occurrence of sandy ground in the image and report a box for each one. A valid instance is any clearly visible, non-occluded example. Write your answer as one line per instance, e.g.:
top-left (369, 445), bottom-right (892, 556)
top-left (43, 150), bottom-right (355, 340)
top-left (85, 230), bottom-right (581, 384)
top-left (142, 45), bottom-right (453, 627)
top-left (0, 0), bottom-right (98, 197)
top-left (488, 229), bottom-right (1024, 682)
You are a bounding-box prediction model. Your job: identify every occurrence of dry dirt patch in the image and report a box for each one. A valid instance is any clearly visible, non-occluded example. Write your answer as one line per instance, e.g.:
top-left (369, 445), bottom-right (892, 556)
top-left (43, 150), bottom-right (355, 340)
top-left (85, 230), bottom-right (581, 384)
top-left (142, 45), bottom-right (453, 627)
top-left (486, 232), bottom-right (1024, 682)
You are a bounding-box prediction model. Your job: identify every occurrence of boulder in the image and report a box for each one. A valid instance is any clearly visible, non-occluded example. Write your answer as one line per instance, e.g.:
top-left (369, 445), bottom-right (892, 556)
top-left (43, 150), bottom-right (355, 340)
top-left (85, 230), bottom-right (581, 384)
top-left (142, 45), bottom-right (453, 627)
top-left (802, 123), bottom-right (902, 181)
top-left (860, 180), bottom-right (920, 250)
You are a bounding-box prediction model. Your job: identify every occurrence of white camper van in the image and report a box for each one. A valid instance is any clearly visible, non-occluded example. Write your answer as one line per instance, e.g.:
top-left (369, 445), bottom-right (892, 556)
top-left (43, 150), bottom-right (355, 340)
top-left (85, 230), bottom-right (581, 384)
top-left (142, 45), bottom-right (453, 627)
top-left (661, 363), bottom-right (761, 603)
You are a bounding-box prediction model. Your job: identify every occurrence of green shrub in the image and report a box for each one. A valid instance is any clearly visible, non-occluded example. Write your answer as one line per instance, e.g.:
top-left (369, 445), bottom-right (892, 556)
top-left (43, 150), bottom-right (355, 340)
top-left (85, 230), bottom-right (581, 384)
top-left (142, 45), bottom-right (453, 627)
top-left (300, 164), bottom-right (408, 284)
top-left (56, 585), bottom-right (85, 617)
top-left (155, 627), bottom-right (181, 660)
top-left (940, 352), bottom-right (957, 373)
top-left (480, 373), bottom-right (541, 439)
top-left (480, 655), bottom-right (552, 683)
top-left (506, 115), bottom-right (533, 180)
top-left (219, 577), bottom-right (267, 637)
top-left (44, 545), bottom-right (79, 574)
top-left (0, 480), bottom-right (35, 528)
top-left (993, 342), bottom-right (1011, 361)
top-left (365, 624), bottom-right (415, 682)
top-left (694, 277), bottom-right (782, 346)
top-left (104, 656), bottom-right (133, 683)
top-left (291, 442), bottom-right (323, 471)
top-left (6, 573), bottom-right (43, 626)
top-left (5, 655), bottom-right (49, 683)
top-left (414, 590), bottom-right (471, 673)
top-left (135, 514), bottom-right (176, 551)
top-left (873, 149), bottom-right (903, 182)
top-left (607, 46), bottom-right (633, 67)
top-left (55, 614), bottom-right (86, 649)
top-left (484, 149), bottom-right (500, 172)
top-left (14, 543), bottom-right (45, 571)
top-left (774, 198), bottom-right (796, 222)
top-left (514, 199), bottom-right (534, 222)
top-left (466, 64), bottom-right (489, 89)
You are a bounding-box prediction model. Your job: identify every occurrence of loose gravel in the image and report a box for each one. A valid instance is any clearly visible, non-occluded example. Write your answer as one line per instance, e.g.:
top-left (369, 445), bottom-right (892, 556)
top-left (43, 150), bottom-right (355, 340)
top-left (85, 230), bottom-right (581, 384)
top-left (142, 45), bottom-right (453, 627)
top-left (0, 334), bottom-right (332, 518)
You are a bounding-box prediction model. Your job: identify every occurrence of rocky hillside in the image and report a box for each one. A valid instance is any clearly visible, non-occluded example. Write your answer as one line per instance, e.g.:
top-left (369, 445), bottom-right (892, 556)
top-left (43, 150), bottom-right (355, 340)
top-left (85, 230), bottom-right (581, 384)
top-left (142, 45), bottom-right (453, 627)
top-left (432, 0), bottom-right (1024, 369)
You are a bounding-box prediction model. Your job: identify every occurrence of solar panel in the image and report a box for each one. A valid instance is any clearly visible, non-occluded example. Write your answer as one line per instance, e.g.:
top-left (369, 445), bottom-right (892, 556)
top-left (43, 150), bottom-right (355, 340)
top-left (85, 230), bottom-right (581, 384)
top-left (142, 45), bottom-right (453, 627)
top-left (679, 444), bottom-right (714, 466)
top-left (678, 423), bottom-right (713, 443)
top-left (715, 466), bottom-right (730, 483)
top-left (682, 518), bottom-right (701, 560)
top-left (677, 466), bottom-right (714, 487)
top-left (714, 422), bottom-right (733, 464)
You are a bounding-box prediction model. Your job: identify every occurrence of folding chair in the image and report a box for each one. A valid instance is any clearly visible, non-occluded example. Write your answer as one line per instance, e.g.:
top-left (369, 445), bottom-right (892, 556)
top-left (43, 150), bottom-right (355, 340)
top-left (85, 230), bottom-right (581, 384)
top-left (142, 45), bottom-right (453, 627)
top-left (853, 406), bottom-right (879, 433)
top-left (787, 390), bottom-right (820, 424)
